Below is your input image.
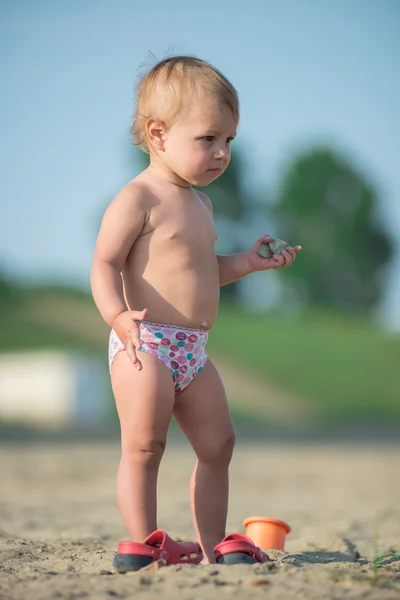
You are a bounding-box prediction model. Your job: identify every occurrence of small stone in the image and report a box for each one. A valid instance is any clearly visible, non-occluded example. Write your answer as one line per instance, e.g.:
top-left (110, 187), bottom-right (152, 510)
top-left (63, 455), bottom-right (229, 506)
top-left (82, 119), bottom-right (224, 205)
top-left (258, 238), bottom-right (289, 258)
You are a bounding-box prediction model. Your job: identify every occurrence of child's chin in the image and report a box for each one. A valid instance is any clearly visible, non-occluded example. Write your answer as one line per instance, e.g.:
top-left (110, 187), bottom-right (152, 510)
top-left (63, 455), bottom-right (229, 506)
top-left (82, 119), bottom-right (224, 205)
top-left (193, 173), bottom-right (221, 187)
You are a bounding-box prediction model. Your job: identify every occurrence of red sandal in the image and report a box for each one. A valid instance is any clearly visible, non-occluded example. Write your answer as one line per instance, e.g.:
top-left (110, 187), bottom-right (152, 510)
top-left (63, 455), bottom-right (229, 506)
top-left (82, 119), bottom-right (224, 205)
top-left (214, 533), bottom-right (269, 565)
top-left (113, 530), bottom-right (203, 573)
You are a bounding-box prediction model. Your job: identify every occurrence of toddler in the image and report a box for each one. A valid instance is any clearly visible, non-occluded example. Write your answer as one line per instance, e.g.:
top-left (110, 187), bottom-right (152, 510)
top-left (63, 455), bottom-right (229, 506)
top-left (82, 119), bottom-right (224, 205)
top-left (91, 55), bottom-right (301, 571)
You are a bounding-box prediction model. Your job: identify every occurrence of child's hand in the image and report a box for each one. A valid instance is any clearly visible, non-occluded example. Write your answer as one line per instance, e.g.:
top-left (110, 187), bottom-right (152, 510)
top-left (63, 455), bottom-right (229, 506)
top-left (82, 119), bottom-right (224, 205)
top-left (112, 308), bottom-right (148, 370)
top-left (248, 235), bottom-right (302, 272)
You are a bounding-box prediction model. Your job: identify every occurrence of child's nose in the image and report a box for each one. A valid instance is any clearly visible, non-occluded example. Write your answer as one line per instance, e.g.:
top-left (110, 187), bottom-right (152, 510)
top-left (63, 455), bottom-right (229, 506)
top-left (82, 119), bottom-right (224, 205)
top-left (214, 146), bottom-right (230, 160)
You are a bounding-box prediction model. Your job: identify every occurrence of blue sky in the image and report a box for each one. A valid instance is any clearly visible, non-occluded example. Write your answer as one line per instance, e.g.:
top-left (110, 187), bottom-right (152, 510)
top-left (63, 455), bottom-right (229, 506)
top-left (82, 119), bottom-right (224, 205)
top-left (1, 0), bottom-right (399, 326)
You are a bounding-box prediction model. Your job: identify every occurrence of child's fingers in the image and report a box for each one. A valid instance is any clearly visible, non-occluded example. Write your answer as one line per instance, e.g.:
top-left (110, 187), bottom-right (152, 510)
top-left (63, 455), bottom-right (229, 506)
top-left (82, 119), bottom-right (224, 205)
top-left (125, 338), bottom-right (135, 363)
top-left (253, 235), bottom-right (273, 252)
top-left (280, 251), bottom-right (291, 267)
top-left (129, 309), bottom-right (147, 349)
top-left (281, 249), bottom-right (295, 267)
top-left (287, 246), bottom-right (297, 258)
top-left (258, 234), bottom-right (273, 243)
top-left (130, 308), bottom-right (147, 322)
top-left (132, 352), bottom-right (143, 371)
top-left (273, 254), bottom-right (285, 267)
top-left (130, 324), bottom-right (142, 351)
top-left (126, 338), bottom-right (142, 371)
top-left (139, 308), bottom-right (148, 320)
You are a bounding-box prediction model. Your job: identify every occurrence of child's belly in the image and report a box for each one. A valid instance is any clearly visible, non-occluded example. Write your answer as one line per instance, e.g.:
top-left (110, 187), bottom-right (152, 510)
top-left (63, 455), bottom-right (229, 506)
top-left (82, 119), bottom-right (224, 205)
top-left (123, 253), bottom-right (220, 330)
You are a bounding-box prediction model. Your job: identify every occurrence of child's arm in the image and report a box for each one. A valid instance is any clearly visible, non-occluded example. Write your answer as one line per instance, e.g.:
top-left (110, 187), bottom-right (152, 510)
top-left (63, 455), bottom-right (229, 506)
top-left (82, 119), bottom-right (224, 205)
top-left (217, 235), bottom-right (301, 286)
top-left (90, 186), bottom-right (148, 369)
top-left (197, 192), bottom-right (301, 286)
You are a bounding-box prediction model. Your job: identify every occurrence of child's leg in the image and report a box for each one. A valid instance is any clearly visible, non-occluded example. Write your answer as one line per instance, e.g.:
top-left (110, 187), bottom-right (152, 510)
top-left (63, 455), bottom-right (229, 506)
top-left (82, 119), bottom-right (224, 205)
top-left (173, 359), bottom-right (235, 563)
top-left (111, 350), bottom-right (175, 542)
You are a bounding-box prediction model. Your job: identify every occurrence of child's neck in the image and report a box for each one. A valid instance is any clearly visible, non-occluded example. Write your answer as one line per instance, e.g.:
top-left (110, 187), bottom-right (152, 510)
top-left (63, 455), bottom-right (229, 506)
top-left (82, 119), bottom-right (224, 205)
top-left (147, 160), bottom-right (191, 189)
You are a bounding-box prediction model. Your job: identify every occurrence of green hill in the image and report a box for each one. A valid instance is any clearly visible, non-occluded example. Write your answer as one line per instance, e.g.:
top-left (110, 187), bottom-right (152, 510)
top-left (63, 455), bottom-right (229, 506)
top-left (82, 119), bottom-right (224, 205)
top-left (209, 304), bottom-right (400, 421)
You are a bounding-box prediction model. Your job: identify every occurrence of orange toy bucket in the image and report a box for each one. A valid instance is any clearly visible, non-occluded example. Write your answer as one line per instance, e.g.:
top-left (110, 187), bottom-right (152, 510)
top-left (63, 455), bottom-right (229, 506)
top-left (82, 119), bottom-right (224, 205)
top-left (243, 516), bottom-right (291, 550)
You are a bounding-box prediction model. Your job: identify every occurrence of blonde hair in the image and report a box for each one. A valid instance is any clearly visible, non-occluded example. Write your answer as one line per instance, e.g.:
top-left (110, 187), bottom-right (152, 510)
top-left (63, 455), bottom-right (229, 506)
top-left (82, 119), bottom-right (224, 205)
top-left (132, 55), bottom-right (239, 152)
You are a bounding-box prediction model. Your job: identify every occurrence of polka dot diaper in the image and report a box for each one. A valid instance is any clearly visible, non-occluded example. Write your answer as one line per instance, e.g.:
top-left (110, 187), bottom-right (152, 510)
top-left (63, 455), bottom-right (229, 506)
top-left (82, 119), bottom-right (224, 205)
top-left (109, 320), bottom-right (209, 393)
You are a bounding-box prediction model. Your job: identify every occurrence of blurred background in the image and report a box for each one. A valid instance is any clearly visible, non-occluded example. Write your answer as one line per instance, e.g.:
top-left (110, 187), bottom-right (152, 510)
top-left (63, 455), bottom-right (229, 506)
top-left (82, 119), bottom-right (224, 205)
top-left (0, 0), bottom-right (399, 441)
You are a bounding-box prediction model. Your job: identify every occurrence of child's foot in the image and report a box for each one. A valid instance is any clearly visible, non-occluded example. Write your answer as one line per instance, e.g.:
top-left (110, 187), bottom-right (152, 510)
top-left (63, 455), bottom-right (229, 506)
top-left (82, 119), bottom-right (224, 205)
top-left (114, 530), bottom-right (203, 573)
top-left (214, 533), bottom-right (269, 565)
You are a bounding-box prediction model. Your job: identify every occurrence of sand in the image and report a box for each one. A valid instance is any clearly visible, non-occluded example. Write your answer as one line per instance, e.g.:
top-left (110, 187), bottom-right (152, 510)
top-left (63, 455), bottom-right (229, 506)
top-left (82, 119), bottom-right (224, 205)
top-left (0, 438), bottom-right (399, 599)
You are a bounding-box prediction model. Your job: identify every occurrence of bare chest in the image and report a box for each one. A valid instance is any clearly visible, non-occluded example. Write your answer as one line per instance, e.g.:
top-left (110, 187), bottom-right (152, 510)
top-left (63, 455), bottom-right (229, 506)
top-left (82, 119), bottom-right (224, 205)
top-left (147, 197), bottom-right (216, 250)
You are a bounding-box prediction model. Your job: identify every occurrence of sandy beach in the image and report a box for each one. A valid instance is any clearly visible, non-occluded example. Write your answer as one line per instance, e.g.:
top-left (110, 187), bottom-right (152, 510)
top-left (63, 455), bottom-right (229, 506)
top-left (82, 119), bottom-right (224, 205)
top-left (0, 438), bottom-right (399, 599)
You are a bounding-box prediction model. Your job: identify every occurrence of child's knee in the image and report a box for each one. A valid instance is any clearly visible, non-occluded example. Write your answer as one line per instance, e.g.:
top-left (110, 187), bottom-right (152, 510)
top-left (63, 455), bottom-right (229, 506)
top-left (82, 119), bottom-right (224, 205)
top-left (219, 430), bottom-right (236, 463)
top-left (122, 437), bottom-right (166, 468)
top-left (197, 430), bottom-right (236, 465)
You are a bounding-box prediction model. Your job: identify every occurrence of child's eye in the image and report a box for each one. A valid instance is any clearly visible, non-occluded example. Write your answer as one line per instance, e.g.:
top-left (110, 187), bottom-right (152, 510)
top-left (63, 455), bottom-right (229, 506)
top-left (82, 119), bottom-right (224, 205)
top-left (203, 136), bottom-right (215, 142)
top-left (226, 137), bottom-right (234, 144)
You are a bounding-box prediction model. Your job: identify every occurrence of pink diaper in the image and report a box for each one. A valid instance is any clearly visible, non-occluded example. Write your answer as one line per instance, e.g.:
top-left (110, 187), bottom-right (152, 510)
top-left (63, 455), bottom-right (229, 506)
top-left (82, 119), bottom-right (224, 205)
top-left (109, 320), bottom-right (209, 393)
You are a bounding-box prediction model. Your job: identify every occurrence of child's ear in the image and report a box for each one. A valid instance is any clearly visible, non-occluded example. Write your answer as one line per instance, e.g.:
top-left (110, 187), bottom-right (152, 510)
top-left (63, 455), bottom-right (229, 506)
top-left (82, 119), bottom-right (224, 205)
top-left (145, 119), bottom-right (166, 151)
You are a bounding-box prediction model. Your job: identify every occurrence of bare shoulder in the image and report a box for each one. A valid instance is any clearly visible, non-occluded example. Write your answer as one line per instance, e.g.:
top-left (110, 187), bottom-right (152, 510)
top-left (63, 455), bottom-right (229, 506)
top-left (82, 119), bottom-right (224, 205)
top-left (195, 189), bottom-right (213, 213)
top-left (106, 179), bottom-right (149, 218)
top-left (94, 179), bottom-right (153, 266)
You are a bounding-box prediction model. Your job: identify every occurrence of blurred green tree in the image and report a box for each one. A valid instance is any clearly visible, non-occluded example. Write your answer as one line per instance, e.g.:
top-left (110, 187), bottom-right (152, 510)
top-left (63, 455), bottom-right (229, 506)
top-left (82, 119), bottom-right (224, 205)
top-left (273, 148), bottom-right (393, 311)
top-left (0, 272), bottom-right (19, 311)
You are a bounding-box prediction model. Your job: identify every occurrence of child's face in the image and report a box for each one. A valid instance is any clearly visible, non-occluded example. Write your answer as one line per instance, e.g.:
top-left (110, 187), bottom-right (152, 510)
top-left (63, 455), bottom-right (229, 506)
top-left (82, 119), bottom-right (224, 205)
top-left (161, 101), bottom-right (237, 187)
